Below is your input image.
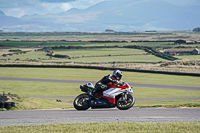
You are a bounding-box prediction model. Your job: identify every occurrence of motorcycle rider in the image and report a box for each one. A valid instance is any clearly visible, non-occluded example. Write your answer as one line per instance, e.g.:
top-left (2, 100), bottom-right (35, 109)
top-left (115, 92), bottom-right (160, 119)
top-left (92, 70), bottom-right (123, 98)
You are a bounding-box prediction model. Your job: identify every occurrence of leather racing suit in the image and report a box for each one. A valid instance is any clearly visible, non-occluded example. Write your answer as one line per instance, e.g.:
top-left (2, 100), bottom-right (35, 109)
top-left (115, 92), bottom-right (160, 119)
top-left (94, 74), bottom-right (117, 93)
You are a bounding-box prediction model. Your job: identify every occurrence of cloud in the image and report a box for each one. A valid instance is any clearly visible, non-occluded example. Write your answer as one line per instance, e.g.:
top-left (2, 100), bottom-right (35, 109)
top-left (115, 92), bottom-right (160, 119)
top-left (3, 8), bottom-right (26, 18)
top-left (69, 0), bottom-right (106, 9)
top-left (0, 0), bottom-right (72, 17)
top-left (39, 0), bottom-right (75, 3)
top-left (0, 0), bottom-right (106, 18)
top-left (0, 0), bottom-right (199, 18)
top-left (162, 0), bottom-right (200, 6)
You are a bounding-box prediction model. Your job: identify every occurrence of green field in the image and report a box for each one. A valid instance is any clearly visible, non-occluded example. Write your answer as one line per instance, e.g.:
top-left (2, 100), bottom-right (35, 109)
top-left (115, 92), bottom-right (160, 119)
top-left (0, 41), bottom-right (44, 47)
top-left (1, 46), bottom-right (199, 64)
top-left (1, 41), bottom-right (200, 71)
top-left (1, 80), bottom-right (200, 109)
top-left (1, 48), bottom-right (153, 62)
top-left (1, 40), bottom-right (200, 48)
top-left (1, 80), bottom-right (200, 98)
top-left (52, 48), bottom-right (146, 56)
top-left (1, 67), bottom-right (200, 86)
top-left (175, 55), bottom-right (200, 60)
top-left (1, 32), bottom-right (200, 132)
top-left (0, 122), bottom-right (200, 133)
top-left (0, 47), bottom-right (166, 63)
top-left (0, 67), bottom-right (200, 110)
top-left (0, 51), bottom-right (48, 60)
top-left (0, 32), bottom-right (200, 110)
top-left (42, 55), bottom-right (167, 63)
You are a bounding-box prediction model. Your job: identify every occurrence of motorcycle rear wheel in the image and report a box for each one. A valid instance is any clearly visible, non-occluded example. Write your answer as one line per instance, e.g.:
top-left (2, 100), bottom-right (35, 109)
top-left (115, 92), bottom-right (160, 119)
top-left (116, 94), bottom-right (135, 110)
top-left (73, 94), bottom-right (90, 110)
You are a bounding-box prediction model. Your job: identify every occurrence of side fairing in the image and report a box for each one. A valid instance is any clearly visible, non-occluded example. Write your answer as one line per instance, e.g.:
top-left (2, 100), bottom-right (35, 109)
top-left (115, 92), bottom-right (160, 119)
top-left (102, 87), bottom-right (126, 104)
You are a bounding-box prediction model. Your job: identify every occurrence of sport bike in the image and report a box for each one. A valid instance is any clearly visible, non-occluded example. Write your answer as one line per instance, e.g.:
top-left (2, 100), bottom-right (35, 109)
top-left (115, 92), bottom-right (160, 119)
top-left (73, 81), bottom-right (135, 110)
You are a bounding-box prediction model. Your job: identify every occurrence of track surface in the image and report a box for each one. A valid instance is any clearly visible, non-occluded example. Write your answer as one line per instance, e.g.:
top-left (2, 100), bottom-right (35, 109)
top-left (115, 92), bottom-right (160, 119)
top-left (0, 77), bottom-right (200, 91)
top-left (2, 77), bottom-right (200, 100)
top-left (0, 108), bottom-right (200, 126)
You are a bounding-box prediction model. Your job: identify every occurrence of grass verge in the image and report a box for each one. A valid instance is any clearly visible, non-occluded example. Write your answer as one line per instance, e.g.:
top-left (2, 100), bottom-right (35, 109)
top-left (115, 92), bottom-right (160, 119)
top-left (14, 96), bottom-right (73, 110)
top-left (134, 99), bottom-right (200, 108)
top-left (0, 67), bottom-right (200, 86)
top-left (1, 81), bottom-right (200, 99)
top-left (1, 79), bottom-right (200, 110)
top-left (0, 122), bottom-right (200, 133)
top-left (0, 94), bottom-right (73, 111)
top-left (137, 103), bottom-right (200, 108)
top-left (1, 67), bottom-right (200, 110)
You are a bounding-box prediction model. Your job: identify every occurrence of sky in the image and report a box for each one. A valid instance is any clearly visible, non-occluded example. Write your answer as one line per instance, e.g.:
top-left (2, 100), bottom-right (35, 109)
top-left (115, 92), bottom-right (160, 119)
top-left (0, 0), bottom-right (199, 18)
top-left (0, 0), bottom-right (106, 17)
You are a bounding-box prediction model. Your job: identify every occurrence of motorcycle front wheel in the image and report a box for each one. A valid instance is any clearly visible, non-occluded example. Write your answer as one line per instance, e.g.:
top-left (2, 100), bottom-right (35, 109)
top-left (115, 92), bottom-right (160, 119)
top-left (73, 93), bottom-right (90, 110)
top-left (116, 94), bottom-right (135, 110)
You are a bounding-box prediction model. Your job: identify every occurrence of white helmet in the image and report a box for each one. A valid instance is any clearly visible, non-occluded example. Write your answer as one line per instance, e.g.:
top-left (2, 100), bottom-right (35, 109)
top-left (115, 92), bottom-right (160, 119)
top-left (112, 70), bottom-right (122, 81)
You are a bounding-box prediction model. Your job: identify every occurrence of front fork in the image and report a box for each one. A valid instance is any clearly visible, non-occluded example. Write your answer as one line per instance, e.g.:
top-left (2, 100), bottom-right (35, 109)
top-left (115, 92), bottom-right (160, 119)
top-left (121, 92), bottom-right (128, 101)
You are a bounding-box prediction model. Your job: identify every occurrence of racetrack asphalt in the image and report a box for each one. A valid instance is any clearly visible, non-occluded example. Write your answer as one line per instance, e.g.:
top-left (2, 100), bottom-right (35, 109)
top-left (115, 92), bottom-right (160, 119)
top-left (1, 77), bottom-right (200, 101)
top-left (1, 77), bottom-right (200, 91)
top-left (0, 108), bottom-right (200, 126)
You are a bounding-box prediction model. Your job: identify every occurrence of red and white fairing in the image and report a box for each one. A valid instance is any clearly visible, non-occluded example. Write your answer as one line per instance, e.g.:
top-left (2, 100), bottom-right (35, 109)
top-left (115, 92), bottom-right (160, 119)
top-left (102, 81), bottom-right (133, 104)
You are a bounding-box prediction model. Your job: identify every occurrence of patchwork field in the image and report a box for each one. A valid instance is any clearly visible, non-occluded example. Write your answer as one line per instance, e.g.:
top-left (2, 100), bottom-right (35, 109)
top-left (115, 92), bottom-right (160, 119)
top-left (1, 36), bottom-right (200, 73)
top-left (0, 32), bottom-right (200, 110)
top-left (1, 27), bottom-right (200, 133)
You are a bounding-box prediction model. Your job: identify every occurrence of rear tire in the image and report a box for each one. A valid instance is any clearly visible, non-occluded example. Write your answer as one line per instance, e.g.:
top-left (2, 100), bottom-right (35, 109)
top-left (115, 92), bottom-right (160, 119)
top-left (116, 94), bottom-right (135, 110)
top-left (73, 94), bottom-right (90, 110)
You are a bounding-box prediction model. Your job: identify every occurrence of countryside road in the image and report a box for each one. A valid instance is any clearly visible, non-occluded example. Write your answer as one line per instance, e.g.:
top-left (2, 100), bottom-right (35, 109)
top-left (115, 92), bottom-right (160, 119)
top-left (0, 108), bottom-right (200, 126)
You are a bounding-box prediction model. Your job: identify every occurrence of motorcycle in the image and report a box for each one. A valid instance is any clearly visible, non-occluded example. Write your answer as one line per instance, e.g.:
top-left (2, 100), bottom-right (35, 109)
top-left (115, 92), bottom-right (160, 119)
top-left (73, 81), bottom-right (135, 110)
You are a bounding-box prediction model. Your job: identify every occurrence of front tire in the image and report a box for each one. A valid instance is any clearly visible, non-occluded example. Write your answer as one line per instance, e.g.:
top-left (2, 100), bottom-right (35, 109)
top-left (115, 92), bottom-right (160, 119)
top-left (73, 94), bottom-right (90, 110)
top-left (116, 94), bottom-right (135, 110)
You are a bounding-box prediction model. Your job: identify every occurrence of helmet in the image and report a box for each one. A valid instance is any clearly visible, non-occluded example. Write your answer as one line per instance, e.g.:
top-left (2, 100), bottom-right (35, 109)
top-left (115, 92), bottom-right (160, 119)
top-left (112, 70), bottom-right (122, 81)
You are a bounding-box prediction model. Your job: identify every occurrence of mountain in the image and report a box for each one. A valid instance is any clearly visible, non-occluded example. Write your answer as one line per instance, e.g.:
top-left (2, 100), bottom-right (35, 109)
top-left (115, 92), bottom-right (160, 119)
top-left (62, 0), bottom-right (200, 31)
top-left (0, 10), bottom-right (24, 27)
top-left (1, 0), bottom-right (200, 31)
top-left (0, 10), bottom-right (5, 16)
top-left (0, 10), bottom-right (64, 32)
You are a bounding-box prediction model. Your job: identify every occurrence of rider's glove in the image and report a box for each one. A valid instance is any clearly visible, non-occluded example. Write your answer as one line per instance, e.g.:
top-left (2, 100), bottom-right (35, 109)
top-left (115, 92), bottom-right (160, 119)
top-left (117, 82), bottom-right (122, 86)
top-left (117, 82), bottom-right (126, 86)
top-left (113, 80), bottom-right (118, 84)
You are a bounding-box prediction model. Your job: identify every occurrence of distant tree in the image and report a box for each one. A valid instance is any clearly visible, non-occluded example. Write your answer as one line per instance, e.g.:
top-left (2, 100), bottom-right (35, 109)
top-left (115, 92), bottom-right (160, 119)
top-left (193, 27), bottom-right (200, 32)
top-left (105, 29), bottom-right (115, 32)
